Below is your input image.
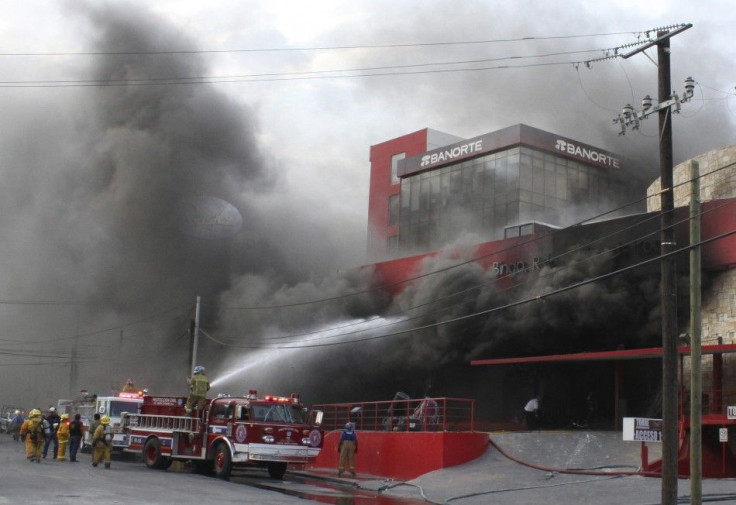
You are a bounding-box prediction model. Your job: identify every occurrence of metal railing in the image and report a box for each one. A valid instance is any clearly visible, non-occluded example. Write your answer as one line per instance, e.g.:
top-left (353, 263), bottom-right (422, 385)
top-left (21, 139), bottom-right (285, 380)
top-left (313, 397), bottom-right (475, 432)
top-left (123, 413), bottom-right (202, 433)
top-left (681, 387), bottom-right (736, 417)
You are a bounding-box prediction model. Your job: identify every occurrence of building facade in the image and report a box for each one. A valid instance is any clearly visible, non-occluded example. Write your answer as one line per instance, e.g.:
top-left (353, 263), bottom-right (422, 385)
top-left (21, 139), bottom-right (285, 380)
top-left (368, 124), bottom-right (641, 259)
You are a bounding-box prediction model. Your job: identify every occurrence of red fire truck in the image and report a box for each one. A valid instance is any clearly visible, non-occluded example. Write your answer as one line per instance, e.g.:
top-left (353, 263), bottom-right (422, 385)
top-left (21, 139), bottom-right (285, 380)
top-left (122, 391), bottom-right (323, 480)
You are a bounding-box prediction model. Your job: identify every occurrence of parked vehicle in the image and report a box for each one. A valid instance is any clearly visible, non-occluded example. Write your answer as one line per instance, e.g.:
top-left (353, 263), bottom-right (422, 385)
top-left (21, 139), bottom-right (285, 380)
top-left (122, 390), bottom-right (324, 480)
top-left (0, 405), bottom-right (23, 433)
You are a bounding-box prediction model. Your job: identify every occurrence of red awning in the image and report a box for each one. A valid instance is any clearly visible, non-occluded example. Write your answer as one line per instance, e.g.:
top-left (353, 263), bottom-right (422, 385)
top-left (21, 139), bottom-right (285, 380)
top-left (470, 343), bottom-right (736, 366)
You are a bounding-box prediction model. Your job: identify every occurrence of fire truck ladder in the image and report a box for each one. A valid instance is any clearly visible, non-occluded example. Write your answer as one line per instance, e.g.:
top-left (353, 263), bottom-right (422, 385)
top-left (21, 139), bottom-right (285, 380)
top-left (124, 413), bottom-right (202, 433)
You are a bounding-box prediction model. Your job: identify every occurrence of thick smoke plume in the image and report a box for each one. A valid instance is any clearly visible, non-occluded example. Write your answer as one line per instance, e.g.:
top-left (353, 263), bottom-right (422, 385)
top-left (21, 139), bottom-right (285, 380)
top-left (2, 1), bottom-right (733, 421)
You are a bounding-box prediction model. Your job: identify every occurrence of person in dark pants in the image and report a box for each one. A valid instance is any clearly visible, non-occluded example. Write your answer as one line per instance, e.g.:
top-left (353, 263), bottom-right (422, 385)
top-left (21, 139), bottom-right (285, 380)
top-left (523, 397), bottom-right (540, 430)
top-left (68, 414), bottom-right (83, 462)
top-left (43, 407), bottom-right (60, 459)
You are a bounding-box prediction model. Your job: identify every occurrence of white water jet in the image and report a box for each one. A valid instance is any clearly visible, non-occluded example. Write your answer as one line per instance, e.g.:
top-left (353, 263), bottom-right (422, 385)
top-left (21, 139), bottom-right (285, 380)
top-left (210, 316), bottom-right (399, 389)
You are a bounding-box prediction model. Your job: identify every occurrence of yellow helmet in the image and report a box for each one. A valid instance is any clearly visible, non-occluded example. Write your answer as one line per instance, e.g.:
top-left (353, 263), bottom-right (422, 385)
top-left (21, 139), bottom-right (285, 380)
top-left (29, 409), bottom-right (41, 418)
top-left (101, 415), bottom-right (111, 425)
top-left (60, 413), bottom-right (69, 420)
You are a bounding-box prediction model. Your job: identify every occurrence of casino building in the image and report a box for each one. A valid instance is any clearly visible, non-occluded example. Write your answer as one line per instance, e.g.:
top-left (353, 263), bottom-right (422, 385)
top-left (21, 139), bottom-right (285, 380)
top-left (368, 124), bottom-right (643, 259)
top-left (364, 124), bottom-right (736, 435)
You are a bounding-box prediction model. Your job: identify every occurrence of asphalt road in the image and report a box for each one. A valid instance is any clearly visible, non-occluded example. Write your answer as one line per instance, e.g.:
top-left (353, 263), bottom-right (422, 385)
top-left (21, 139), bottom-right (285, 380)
top-left (4, 430), bottom-right (736, 505)
top-left (0, 435), bottom-right (313, 505)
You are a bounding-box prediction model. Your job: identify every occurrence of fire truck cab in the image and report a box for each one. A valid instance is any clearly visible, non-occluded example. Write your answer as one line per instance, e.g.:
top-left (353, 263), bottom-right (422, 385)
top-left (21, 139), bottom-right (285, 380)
top-left (89, 392), bottom-right (144, 451)
top-left (122, 391), bottom-right (323, 480)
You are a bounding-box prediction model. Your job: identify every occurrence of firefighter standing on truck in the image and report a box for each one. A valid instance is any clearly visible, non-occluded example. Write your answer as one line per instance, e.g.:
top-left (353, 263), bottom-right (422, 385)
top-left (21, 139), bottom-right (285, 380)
top-left (185, 365), bottom-right (210, 415)
top-left (337, 422), bottom-right (358, 478)
top-left (19, 409), bottom-right (45, 462)
top-left (92, 415), bottom-right (113, 468)
top-left (122, 377), bottom-right (136, 393)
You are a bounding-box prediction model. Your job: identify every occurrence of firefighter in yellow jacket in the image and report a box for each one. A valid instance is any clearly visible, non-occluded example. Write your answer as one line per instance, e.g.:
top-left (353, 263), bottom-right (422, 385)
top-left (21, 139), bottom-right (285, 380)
top-left (92, 415), bottom-right (113, 469)
top-left (185, 365), bottom-right (210, 415)
top-left (56, 413), bottom-right (70, 461)
top-left (19, 409), bottom-right (45, 462)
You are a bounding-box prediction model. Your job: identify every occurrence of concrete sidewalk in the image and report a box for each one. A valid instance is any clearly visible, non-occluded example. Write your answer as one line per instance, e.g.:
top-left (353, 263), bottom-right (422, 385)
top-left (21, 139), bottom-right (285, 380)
top-left (329, 431), bottom-right (736, 505)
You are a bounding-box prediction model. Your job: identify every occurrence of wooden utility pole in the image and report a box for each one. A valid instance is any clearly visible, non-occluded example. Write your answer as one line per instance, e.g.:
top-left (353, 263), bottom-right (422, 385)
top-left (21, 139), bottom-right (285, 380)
top-left (689, 160), bottom-right (702, 505)
top-left (657, 33), bottom-right (680, 505)
top-left (621, 24), bottom-right (692, 505)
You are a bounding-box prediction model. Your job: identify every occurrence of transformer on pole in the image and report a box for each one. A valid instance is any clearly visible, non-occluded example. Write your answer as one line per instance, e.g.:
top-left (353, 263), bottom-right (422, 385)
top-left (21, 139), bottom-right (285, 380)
top-left (616, 23), bottom-right (692, 505)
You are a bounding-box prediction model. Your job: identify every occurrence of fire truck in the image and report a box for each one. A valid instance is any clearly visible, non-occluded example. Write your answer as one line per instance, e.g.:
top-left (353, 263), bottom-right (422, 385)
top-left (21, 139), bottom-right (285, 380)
top-left (57, 391), bottom-right (97, 451)
top-left (88, 391), bottom-right (145, 451)
top-left (121, 390), bottom-right (324, 480)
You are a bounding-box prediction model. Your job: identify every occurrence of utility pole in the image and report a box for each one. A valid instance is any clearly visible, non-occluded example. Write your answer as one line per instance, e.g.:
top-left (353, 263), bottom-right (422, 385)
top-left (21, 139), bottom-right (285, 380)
top-left (689, 160), bottom-right (702, 505)
top-left (70, 306), bottom-right (80, 398)
top-left (618, 24), bottom-right (692, 505)
top-left (190, 296), bottom-right (201, 374)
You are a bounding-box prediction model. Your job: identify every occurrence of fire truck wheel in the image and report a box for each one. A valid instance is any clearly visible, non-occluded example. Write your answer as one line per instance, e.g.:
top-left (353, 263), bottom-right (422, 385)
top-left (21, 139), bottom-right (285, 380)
top-left (143, 438), bottom-right (165, 469)
top-left (267, 462), bottom-right (287, 480)
top-left (213, 443), bottom-right (232, 481)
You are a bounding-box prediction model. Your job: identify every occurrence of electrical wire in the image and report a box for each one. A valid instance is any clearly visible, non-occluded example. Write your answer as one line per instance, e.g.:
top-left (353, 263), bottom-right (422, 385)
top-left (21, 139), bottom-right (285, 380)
top-left (0, 29), bottom-right (674, 88)
top-left (200, 188), bottom-right (736, 349)
top-left (208, 175), bottom-right (736, 348)
top-left (0, 31), bottom-right (655, 57)
top-left (216, 160), bottom-right (736, 317)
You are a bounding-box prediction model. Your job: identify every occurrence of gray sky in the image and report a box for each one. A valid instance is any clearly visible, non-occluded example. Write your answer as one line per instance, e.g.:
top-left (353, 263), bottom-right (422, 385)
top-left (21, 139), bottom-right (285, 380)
top-left (0, 0), bottom-right (734, 407)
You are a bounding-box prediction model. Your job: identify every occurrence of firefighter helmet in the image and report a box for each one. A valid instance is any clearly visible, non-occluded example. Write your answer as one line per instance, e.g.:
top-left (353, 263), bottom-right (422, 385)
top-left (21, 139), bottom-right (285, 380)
top-left (60, 413), bottom-right (69, 420)
top-left (193, 365), bottom-right (205, 375)
top-left (29, 409), bottom-right (41, 418)
top-left (101, 415), bottom-right (111, 425)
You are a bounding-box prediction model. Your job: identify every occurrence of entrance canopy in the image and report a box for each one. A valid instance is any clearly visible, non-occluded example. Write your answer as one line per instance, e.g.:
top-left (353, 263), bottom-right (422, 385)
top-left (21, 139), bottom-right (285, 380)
top-left (470, 343), bottom-right (736, 366)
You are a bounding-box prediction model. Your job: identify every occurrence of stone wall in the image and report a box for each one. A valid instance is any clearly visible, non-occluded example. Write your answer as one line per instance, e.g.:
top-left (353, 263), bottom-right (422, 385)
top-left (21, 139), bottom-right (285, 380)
top-left (647, 144), bottom-right (736, 211)
top-left (648, 145), bottom-right (736, 401)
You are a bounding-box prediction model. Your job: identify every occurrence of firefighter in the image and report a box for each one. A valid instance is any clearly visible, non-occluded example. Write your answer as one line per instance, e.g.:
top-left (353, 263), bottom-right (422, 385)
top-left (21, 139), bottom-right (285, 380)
top-left (185, 365), bottom-right (210, 415)
top-left (92, 415), bottom-right (113, 468)
top-left (337, 422), bottom-right (358, 478)
top-left (56, 413), bottom-right (70, 461)
top-left (122, 378), bottom-right (136, 393)
top-left (19, 409), bottom-right (44, 462)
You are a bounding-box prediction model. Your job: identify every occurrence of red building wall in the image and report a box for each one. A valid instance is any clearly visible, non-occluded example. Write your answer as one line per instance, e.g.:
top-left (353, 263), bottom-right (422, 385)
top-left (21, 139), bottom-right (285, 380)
top-left (367, 129), bottom-right (431, 259)
top-left (308, 430), bottom-right (489, 480)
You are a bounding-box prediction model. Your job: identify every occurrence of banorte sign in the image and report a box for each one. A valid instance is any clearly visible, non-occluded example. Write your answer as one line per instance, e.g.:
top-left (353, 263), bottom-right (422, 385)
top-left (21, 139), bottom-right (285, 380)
top-left (419, 139), bottom-right (484, 169)
top-left (399, 125), bottom-right (624, 178)
top-left (554, 139), bottom-right (620, 169)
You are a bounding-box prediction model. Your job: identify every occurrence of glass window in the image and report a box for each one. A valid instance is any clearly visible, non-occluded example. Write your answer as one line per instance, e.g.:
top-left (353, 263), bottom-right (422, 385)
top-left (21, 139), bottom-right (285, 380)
top-left (520, 223), bottom-right (535, 236)
top-left (390, 153), bottom-right (405, 185)
top-left (505, 226), bottom-right (520, 238)
top-left (108, 400), bottom-right (141, 417)
top-left (388, 194), bottom-right (399, 226)
top-left (236, 405), bottom-right (250, 421)
top-left (212, 402), bottom-right (232, 420)
top-left (387, 235), bottom-right (398, 253)
top-left (250, 404), bottom-right (306, 424)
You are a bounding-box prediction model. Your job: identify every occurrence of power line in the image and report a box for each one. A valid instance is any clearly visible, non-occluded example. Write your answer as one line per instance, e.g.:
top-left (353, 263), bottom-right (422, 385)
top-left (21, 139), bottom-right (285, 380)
top-left (0, 32), bottom-right (672, 89)
top-left (268, 228), bottom-right (736, 349)
top-left (207, 166), bottom-right (736, 346)
top-left (219, 160), bottom-right (736, 313)
top-left (0, 31), bottom-right (649, 57)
